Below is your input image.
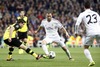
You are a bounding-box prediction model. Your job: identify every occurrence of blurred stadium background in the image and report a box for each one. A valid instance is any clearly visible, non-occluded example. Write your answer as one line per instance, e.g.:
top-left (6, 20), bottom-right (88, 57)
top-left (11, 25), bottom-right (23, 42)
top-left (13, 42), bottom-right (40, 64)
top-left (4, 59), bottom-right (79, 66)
top-left (0, 0), bottom-right (100, 67)
top-left (0, 0), bottom-right (100, 48)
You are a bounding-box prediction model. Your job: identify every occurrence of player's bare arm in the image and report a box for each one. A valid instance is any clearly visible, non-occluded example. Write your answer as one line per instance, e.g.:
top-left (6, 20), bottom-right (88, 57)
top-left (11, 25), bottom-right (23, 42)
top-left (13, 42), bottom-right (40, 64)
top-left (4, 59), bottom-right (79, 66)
top-left (9, 26), bottom-right (15, 42)
top-left (61, 27), bottom-right (70, 38)
top-left (35, 26), bottom-right (43, 34)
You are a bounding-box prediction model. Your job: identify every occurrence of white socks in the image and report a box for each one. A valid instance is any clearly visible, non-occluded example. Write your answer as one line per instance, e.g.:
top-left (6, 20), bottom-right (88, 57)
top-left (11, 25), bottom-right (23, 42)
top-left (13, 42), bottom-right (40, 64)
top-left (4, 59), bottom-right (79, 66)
top-left (84, 49), bottom-right (93, 62)
top-left (66, 49), bottom-right (72, 59)
top-left (42, 45), bottom-right (49, 55)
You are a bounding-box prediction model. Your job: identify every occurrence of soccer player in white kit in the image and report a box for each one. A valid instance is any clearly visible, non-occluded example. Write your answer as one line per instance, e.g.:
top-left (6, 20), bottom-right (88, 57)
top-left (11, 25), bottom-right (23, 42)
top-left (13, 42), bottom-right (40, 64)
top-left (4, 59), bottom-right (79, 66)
top-left (75, 1), bottom-right (100, 66)
top-left (35, 11), bottom-right (74, 60)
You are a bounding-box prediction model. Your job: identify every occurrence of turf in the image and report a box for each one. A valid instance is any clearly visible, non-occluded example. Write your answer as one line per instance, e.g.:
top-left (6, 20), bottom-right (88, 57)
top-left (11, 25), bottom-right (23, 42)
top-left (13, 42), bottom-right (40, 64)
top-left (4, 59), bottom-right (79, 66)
top-left (0, 47), bottom-right (100, 67)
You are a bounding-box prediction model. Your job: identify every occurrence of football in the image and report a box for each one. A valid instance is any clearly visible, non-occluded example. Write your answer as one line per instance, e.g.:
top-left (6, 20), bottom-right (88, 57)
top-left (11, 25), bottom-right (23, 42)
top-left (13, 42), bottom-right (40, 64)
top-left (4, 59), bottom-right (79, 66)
top-left (49, 51), bottom-right (56, 59)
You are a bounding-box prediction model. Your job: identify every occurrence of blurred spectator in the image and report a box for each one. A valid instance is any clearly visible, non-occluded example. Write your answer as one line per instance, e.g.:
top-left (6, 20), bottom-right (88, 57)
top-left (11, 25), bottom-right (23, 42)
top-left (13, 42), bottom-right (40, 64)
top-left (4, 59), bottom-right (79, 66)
top-left (0, 10), bottom-right (2, 19)
top-left (0, 27), bottom-right (3, 46)
top-left (0, 0), bottom-right (99, 47)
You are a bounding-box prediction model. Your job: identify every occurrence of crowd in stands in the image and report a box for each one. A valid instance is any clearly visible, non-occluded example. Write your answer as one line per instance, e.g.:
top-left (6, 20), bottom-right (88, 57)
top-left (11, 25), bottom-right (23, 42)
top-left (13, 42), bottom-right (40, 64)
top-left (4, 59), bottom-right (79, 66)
top-left (0, 0), bottom-right (100, 47)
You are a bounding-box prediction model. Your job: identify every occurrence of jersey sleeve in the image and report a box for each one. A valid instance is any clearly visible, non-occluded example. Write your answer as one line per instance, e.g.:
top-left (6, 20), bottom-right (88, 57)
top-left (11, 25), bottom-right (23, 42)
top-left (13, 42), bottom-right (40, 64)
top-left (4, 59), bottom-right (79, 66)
top-left (75, 13), bottom-right (83, 33)
top-left (75, 13), bottom-right (83, 26)
top-left (40, 20), bottom-right (44, 27)
top-left (14, 23), bottom-right (21, 30)
top-left (57, 20), bottom-right (63, 29)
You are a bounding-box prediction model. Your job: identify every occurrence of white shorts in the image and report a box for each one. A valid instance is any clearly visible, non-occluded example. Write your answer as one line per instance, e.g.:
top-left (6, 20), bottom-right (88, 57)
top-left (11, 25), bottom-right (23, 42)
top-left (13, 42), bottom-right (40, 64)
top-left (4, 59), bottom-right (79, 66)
top-left (83, 35), bottom-right (100, 46)
top-left (43, 36), bottom-right (66, 47)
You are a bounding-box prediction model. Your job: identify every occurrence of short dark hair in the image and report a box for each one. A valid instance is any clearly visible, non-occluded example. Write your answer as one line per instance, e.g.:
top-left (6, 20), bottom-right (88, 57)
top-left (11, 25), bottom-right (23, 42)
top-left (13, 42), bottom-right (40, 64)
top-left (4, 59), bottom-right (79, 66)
top-left (46, 9), bottom-right (53, 14)
top-left (84, 1), bottom-right (91, 8)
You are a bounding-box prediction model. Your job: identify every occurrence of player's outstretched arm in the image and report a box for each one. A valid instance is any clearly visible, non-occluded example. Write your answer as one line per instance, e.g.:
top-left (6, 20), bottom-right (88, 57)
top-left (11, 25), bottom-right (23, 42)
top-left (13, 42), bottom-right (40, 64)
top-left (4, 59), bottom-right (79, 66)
top-left (34, 26), bottom-right (43, 34)
top-left (62, 27), bottom-right (70, 38)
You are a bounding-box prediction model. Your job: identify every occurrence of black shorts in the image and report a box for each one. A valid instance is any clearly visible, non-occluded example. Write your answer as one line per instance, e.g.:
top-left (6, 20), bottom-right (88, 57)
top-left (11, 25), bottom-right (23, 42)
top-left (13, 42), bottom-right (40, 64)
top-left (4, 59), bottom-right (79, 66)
top-left (18, 31), bottom-right (27, 39)
top-left (4, 38), bottom-right (22, 47)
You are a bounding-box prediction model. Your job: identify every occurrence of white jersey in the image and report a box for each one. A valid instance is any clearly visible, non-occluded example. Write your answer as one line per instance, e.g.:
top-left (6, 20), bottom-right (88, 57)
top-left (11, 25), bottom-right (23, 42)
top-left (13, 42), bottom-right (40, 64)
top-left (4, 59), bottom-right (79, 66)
top-left (40, 18), bottom-right (63, 38)
top-left (76, 9), bottom-right (100, 36)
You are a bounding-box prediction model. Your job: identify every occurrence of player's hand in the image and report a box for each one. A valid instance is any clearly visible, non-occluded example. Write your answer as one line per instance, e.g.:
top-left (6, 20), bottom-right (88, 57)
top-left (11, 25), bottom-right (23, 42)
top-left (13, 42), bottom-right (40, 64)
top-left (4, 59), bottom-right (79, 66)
top-left (66, 35), bottom-right (70, 38)
top-left (8, 38), bottom-right (12, 42)
top-left (65, 34), bottom-right (70, 39)
top-left (28, 31), bottom-right (32, 35)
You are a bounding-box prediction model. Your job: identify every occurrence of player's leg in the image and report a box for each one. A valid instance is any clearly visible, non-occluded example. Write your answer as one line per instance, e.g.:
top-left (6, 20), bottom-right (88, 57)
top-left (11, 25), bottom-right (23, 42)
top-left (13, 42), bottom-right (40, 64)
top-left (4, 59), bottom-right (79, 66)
top-left (18, 32), bottom-right (24, 54)
top-left (19, 38), bottom-right (27, 54)
top-left (41, 40), bottom-right (49, 55)
top-left (58, 40), bottom-right (74, 60)
top-left (83, 36), bottom-right (95, 66)
top-left (6, 46), bottom-right (14, 61)
top-left (11, 38), bottom-right (42, 60)
top-left (19, 43), bottom-right (24, 54)
top-left (84, 45), bottom-right (95, 66)
top-left (61, 46), bottom-right (73, 60)
top-left (19, 44), bottom-right (42, 60)
top-left (40, 37), bottom-right (53, 59)
top-left (22, 32), bottom-right (28, 46)
top-left (18, 32), bottom-right (27, 54)
top-left (41, 37), bottom-right (52, 56)
top-left (4, 39), bottom-right (15, 61)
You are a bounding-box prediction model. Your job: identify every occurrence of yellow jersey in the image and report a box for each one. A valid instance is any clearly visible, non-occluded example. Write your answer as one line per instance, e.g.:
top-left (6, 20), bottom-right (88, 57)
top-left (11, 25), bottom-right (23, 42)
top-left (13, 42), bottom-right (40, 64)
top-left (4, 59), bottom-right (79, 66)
top-left (17, 16), bottom-right (28, 32)
top-left (3, 23), bottom-right (21, 40)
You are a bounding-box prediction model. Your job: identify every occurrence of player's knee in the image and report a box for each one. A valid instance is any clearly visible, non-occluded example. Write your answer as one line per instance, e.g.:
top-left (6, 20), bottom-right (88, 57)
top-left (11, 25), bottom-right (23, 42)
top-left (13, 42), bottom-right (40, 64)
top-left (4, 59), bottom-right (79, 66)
top-left (42, 40), bottom-right (47, 45)
top-left (9, 48), bottom-right (14, 51)
top-left (23, 38), bottom-right (27, 42)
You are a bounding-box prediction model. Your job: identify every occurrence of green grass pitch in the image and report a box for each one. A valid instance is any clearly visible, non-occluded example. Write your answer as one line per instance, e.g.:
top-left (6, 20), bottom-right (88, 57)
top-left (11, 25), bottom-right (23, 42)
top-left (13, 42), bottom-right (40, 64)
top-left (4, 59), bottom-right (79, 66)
top-left (0, 47), bottom-right (100, 67)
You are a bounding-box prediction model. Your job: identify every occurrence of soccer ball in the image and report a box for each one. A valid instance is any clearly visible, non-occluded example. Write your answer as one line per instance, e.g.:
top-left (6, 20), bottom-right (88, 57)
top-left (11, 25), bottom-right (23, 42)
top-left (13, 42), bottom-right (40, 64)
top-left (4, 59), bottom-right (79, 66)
top-left (49, 51), bottom-right (56, 59)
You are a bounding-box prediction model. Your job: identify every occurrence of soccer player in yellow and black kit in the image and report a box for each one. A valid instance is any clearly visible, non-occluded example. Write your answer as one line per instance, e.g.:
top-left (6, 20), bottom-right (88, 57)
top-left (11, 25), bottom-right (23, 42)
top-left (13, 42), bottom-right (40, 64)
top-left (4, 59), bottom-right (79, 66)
top-left (3, 19), bottom-right (42, 61)
top-left (17, 11), bottom-right (29, 54)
